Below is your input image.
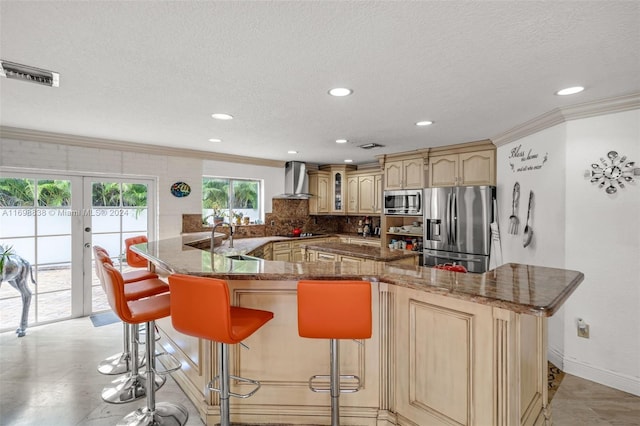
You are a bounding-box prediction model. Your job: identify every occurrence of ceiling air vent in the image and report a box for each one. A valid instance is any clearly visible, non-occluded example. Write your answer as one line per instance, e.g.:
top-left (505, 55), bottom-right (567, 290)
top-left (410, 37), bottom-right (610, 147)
top-left (0, 60), bottom-right (59, 87)
top-left (358, 143), bottom-right (385, 149)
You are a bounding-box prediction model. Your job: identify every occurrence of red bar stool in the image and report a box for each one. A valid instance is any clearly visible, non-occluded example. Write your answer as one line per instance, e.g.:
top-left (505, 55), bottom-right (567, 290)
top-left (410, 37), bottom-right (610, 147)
top-left (297, 280), bottom-right (372, 426)
top-left (168, 274), bottom-right (274, 426)
top-left (125, 235), bottom-right (152, 269)
top-left (102, 262), bottom-right (188, 426)
top-left (94, 244), bottom-right (160, 376)
top-left (94, 247), bottom-right (169, 405)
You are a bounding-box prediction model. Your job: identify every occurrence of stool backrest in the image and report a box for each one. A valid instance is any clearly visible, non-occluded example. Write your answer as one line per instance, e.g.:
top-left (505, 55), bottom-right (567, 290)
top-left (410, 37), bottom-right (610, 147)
top-left (297, 280), bottom-right (372, 339)
top-left (168, 274), bottom-right (236, 344)
top-left (92, 246), bottom-right (108, 284)
top-left (101, 262), bottom-right (133, 322)
top-left (125, 236), bottom-right (149, 268)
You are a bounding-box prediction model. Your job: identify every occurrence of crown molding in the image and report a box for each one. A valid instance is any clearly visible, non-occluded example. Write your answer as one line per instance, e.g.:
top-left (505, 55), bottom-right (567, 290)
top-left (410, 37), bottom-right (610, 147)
top-left (491, 92), bottom-right (640, 147)
top-left (0, 126), bottom-right (285, 168)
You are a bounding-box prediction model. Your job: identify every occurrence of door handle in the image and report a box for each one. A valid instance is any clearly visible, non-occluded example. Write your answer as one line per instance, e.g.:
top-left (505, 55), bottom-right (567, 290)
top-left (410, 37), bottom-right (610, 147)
top-left (84, 243), bottom-right (90, 248)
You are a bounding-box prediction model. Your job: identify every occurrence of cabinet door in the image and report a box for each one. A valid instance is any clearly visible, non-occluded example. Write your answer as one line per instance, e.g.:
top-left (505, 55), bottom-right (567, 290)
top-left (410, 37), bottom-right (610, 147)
top-left (272, 250), bottom-right (291, 261)
top-left (384, 160), bottom-right (403, 190)
top-left (347, 176), bottom-right (359, 213)
top-left (331, 171), bottom-right (345, 214)
top-left (317, 174), bottom-right (330, 213)
top-left (373, 174), bottom-right (383, 214)
top-left (403, 158), bottom-right (425, 188)
top-left (357, 175), bottom-right (374, 214)
top-left (429, 155), bottom-right (458, 187)
top-left (459, 150), bottom-right (495, 186)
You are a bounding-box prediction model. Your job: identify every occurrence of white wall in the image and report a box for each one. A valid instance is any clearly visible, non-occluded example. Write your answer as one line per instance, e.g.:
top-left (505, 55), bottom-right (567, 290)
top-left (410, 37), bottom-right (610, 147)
top-left (497, 123), bottom-right (568, 368)
top-left (497, 109), bottom-right (640, 396)
top-left (563, 110), bottom-right (640, 395)
top-left (0, 138), bottom-right (283, 239)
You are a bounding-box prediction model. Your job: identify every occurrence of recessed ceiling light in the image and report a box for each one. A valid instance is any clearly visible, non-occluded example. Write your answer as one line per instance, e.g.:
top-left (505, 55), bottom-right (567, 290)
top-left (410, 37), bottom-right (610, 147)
top-left (555, 86), bottom-right (584, 96)
top-left (208, 138), bottom-right (222, 143)
top-left (336, 139), bottom-right (348, 144)
top-left (415, 120), bottom-right (433, 126)
top-left (288, 150), bottom-right (298, 154)
top-left (344, 159), bottom-right (353, 163)
top-left (328, 88), bottom-right (353, 97)
top-left (211, 113), bottom-right (234, 120)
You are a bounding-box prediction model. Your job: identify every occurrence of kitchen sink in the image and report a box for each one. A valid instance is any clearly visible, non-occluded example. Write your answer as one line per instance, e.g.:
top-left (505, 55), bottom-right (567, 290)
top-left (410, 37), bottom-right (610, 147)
top-left (225, 254), bottom-right (261, 261)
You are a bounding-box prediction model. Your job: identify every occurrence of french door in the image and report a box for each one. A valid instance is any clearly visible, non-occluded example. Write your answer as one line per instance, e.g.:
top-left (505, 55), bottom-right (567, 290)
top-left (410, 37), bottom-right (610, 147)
top-left (83, 177), bottom-right (155, 313)
top-left (0, 172), bottom-right (155, 332)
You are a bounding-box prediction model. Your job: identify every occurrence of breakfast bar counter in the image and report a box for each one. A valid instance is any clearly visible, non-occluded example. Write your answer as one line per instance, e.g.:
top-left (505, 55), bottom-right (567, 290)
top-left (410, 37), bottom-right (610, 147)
top-left (133, 236), bottom-right (583, 426)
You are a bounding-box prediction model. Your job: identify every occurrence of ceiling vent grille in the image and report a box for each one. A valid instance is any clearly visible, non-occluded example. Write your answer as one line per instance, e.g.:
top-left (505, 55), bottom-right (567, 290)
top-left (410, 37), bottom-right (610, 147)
top-left (358, 143), bottom-right (385, 149)
top-left (1, 60), bottom-right (59, 87)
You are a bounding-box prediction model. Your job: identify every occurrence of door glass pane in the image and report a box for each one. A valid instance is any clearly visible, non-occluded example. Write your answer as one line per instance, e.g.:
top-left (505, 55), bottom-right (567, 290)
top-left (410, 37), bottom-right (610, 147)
top-left (0, 177), bottom-right (73, 333)
top-left (90, 180), bottom-right (150, 312)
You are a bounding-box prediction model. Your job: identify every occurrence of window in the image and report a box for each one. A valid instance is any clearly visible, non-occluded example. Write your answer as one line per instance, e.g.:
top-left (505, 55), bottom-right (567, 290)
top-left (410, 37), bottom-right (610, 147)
top-left (202, 177), bottom-right (261, 225)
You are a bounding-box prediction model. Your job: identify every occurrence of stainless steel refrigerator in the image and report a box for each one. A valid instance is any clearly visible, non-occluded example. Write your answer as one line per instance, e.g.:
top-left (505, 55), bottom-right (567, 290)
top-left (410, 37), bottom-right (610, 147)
top-left (423, 186), bottom-right (496, 273)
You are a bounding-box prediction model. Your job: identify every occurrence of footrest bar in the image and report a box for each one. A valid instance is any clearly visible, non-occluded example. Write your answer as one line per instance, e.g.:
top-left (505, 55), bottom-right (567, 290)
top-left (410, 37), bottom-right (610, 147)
top-left (208, 374), bottom-right (261, 398)
top-left (308, 374), bottom-right (362, 393)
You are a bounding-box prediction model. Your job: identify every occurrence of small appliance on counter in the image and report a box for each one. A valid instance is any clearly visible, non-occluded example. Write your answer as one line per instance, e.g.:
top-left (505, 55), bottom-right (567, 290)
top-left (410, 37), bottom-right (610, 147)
top-left (423, 186), bottom-right (496, 273)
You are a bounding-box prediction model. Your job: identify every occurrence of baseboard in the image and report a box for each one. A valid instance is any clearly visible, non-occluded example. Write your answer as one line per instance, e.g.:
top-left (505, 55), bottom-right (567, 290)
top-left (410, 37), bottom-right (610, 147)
top-left (562, 356), bottom-right (640, 396)
top-left (547, 347), bottom-right (564, 370)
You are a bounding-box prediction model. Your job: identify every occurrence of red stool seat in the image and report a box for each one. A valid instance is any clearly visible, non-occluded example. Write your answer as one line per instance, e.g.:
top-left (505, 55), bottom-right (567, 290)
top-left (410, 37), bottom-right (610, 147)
top-left (297, 280), bottom-right (372, 426)
top-left (125, 236), bottom-right (152, 269)
top-left (168, 274), bottom-right (273, 426)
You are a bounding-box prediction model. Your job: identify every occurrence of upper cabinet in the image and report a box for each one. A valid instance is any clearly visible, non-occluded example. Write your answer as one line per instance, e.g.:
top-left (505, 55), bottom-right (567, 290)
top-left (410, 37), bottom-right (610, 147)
top-left (309, 165), bottom-right (356, 215)
top-left (309, 165), bottom-right (382, 215)
top-left (346, 171), bottom-right (382, 214)
top-left (308, 170), bottom-right (330, 214)
top-left (384, 157), bottom-right (426, 190)
top-left (428, 140), bottom-right (496, 187)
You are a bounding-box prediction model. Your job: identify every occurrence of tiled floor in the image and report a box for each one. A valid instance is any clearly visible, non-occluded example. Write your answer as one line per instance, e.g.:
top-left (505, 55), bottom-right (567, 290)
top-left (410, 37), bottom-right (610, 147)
top-left (1, 317), bottom-right (639, 426)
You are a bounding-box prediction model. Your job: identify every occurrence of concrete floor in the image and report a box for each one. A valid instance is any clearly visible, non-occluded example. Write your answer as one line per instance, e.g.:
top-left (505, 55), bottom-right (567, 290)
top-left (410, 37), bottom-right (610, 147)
top-left (1, 317), bottom-right (638, 426)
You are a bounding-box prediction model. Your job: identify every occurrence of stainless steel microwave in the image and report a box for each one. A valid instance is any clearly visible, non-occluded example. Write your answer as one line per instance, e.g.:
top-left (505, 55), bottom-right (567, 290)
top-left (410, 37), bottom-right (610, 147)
top-left (383, 189), bottom-right (423, 216)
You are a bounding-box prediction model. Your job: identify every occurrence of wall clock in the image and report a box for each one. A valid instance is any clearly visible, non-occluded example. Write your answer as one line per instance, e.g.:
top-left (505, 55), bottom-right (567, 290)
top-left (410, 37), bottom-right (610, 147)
top-left (587, 151), bottom-right (636, 194)
top-left (170, 181), bottom-right (191, 197)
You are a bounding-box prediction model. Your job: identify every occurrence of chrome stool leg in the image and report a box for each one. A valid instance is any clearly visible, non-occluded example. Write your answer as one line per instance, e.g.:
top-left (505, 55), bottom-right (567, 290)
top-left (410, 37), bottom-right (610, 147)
top-left (118, 321), bottom-right (188, 426)
top-left (330, 339), bottom-right (340, 426)
top-left (98, 322), bottom-right (144, 375)
top-left (102, 324), bottom-right (165, 404)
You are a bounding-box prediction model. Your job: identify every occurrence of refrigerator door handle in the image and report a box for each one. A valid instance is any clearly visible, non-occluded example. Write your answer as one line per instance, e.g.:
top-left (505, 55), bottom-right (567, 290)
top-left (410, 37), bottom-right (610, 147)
top-left (446, 192), bottom-right (453, 245)
top-left (453, 192), bottom-right (458, 245)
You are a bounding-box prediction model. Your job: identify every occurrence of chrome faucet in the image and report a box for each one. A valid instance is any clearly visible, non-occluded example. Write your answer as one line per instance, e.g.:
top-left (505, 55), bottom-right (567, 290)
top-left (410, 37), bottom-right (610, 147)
top-left (211, 222), bottom-right (234, 252)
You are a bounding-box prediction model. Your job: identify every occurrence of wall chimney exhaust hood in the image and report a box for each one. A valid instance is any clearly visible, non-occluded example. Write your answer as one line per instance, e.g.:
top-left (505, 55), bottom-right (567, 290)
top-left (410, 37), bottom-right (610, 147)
top-left (274, 161), bottom-right (312, 199)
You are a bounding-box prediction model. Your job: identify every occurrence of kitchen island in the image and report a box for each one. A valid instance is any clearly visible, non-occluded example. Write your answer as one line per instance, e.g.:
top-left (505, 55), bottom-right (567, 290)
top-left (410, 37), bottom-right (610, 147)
top-left (133, 236), bottom-right (583, 426)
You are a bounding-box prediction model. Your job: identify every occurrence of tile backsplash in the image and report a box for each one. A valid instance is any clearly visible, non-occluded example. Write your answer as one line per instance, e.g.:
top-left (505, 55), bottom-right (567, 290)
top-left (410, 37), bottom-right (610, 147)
top-left (182, 198), bottom-right (380, 238)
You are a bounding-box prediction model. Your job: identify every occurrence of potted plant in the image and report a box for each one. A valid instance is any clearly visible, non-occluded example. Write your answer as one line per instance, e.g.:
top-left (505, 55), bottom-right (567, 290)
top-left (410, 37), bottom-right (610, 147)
top-left (233, 211), bottom-right (243, 225)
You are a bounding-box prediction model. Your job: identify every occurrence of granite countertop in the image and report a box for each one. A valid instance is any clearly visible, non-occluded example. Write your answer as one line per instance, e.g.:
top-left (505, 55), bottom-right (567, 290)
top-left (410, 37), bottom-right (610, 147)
top-left (302, 241), bottom-right (418, 262)
top-left (133, 235), bottom-right (584, 317)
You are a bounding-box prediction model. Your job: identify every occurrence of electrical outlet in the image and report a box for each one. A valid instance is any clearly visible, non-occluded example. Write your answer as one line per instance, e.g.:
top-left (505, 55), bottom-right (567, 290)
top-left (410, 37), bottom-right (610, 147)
top-left (577, 318), bottom-right (590, 338)
top-left (270, 220), bottom-right (275, 226)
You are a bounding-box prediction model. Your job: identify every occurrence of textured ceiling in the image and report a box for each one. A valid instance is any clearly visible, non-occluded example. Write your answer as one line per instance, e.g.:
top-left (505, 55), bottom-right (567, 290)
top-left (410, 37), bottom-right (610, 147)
top-left (1, 1), bottom-right (639, 165)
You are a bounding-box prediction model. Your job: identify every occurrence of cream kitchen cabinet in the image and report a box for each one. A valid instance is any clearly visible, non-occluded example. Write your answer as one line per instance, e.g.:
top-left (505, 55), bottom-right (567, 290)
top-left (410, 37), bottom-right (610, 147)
top-left (346, 170), bottom-right (382, 214)
top-left (429, 148), bottom-right (496, 187)
top-left (308, 171), bottom-right (330, 214)
top-left (373, 173), bottom-right (383, 214)
top-left (313, 165), bottom-right (356, 215)
top-left (384, 157), bottom-right (425, 189)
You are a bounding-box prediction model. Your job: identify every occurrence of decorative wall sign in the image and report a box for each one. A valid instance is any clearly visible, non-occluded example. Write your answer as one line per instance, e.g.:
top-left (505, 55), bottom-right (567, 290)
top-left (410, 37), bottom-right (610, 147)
top-left (508, 144), bottom-right (548, 173)
top-left (587, 151), bottom-right (636, 194)
top-left (170, 181), bottom-right (191, 197)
